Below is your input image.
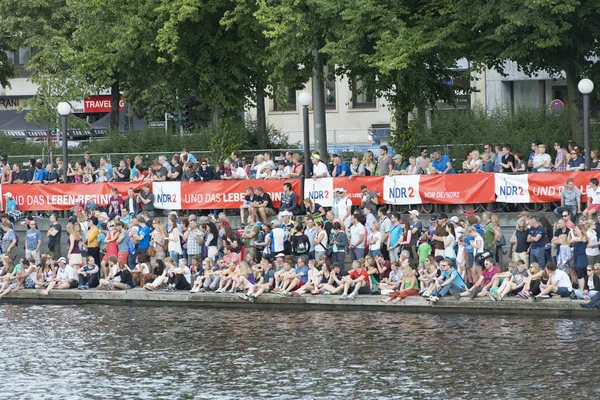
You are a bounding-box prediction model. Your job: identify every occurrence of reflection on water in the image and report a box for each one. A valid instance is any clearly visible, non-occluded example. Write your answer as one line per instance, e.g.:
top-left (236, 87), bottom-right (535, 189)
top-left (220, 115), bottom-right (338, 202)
top-left (1, 305), bottom-right (599, 399)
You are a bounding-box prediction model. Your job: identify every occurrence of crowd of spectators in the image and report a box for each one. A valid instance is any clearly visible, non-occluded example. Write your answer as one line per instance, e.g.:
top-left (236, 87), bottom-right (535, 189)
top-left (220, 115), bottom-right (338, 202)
top-left (0, 144), bottom-right (599, 309)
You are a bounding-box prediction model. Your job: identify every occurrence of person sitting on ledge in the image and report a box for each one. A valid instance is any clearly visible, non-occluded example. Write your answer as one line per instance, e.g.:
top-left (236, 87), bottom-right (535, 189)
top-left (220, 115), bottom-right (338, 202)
top-left (489, 260), bottom-right (528, 301)
top-left (144, 257), bottom-right (175, 291)
top-left (333, 260), bottom-right (371, 300)
top-left (40, 257), bottom-right (78, 295)
top-left (99, 256), bottom-right (133, 290)
top-left (531, 262), bottom-right (572, 301)
top-left (77, 255), bottom-right (100, 289)
top-left (460, 257), bottom-right (499, 300)
top-left (164, 258), bottom-right (192, 292)
top-left (288, 259), bottom-right (322, 296)
top-left (426, 259), bottom-right (467, 304)
top-left (380, 262), bottom-right (419, 303)
top-left (238, 259), bottom-right (275, 302)
top-left (278, 256), bottom-right (309, 296)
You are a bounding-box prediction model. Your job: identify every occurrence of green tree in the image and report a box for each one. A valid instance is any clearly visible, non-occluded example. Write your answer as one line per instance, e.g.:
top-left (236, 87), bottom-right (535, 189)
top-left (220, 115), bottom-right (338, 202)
top-left (457, 0), bottom-right (600, 141)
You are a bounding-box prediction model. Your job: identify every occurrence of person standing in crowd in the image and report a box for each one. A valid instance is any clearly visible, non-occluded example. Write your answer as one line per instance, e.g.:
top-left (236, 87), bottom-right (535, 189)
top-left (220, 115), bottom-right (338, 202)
top-left (430, 151), bottom-right (455, 174)
top-left (415, 148), bottom-right (430, 173)
top-left (527, 216), bottom-right (546, 268)
top-left (137, 183), bottom-right (155, 217)
top-left (387, 213), bottom-right (403, 262)
top-left (566, 147), bottom-right (585, 172)
top-left (499, 144), bottom-right (515, 172)
top-left (330, 154), bottom-right (350, 177)
top-left (86, 216), bottom-right (101, 267)
top-left (185, 218), bottom-right (204, 264)
top-left (377, 145), bottom-right (393, 176)
top-left (554, 178), bottom-right (580, 223)
top-left (1, 221), bottom-right (17, 262)
top-left (482, 212), bottom-right (500, 256)
top-left (378, 207), bottom-right (391, 260)
top-left (279, 182), bottom-right (298, 216)
top-left (25, 220), bottom-right (42, 266)
top-left (553, 141), bottom-right (568, 172)
top-left (408, 210), bottom-right (422, 260)
top-left (47, 213), bottom-right (62, 258)
top-left (510, 219), bottom-right (529, 267)
top-left (241, 215), bottom-right (260, 260)
top-left (329, 222), bottom-right (348, 270)
top-left (310, 154), bottom-right (329, 179)
top-left (532, 144), bottom-right (552, 172)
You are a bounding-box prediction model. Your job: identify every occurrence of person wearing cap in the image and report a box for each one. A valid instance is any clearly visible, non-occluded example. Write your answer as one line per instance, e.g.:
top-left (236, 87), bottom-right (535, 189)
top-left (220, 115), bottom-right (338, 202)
top-left (334, 188), bottom-right (352, 229)
top-left (331, 154), bottom-right (350, 177)
top-left (430, 151), bottom-right (455, 174)
top-left (311, 154), bottom-right (330, 179)
top-left (408, 210), bottom-right (423, 260)
top-left (3, 192), bottom-right (22, 222)
top-left (40, 257), bottom-right (78, 295)
top-left (390, 154), bottom-right (408, 175)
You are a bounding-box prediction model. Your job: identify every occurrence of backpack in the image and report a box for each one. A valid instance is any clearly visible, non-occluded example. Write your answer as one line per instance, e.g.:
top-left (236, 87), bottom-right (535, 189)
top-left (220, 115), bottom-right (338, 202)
top-left (295, 236), bottom-right (309, 254)
top-left (474, 224), bottom-right (484, 237)
top-left (371, 132), bottom-right (380, 144)
top-left (255, 230), bottom-right (266, 252)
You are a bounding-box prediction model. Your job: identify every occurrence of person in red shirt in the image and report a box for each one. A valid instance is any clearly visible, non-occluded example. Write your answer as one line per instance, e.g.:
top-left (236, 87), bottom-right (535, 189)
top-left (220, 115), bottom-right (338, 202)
top-left (331, 260), bottom-right (371, 300)
top-left (460, 256), bottom-right (499, 299)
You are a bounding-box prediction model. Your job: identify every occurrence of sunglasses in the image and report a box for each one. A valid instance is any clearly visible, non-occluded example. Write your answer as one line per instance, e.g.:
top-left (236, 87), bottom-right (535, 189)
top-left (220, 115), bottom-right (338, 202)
top-left (562, 215), bottom-right (569, 217)
top-left (587, 269), bottom-right (593, 271)
top-left (571, 152), bottom-right (577, 155)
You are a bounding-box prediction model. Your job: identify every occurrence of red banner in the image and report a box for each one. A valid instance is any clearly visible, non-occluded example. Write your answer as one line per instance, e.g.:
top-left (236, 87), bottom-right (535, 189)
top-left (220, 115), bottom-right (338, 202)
top-left (341, 176), bottom-right (385, 206)
top-left (179, 179), bottom-right (301, 209)
top-left (83, 95), bottom-right (125, 113)
top-left (528, 171), bottom-right (598, 203)
top-left (3, 182), bottom-right (145, 211)
top-left (418, 173), bottom-right (496, 204)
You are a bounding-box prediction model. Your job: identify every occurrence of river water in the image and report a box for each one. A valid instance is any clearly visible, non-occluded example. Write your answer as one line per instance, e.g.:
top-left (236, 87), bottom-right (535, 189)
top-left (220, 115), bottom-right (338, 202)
top-left (1, 305), bottom-right (598, 399)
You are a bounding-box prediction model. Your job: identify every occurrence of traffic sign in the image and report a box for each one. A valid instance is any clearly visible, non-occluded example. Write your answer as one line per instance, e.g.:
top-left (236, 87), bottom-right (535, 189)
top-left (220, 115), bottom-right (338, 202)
top-left (550, 99), bottom-right (564, 116)
top-left (149, 121), bottom-right (166, 128)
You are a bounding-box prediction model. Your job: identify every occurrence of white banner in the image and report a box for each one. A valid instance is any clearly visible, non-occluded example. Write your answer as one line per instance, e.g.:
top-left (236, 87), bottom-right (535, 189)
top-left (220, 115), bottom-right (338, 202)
top-left (153, 181), bottom-right (182, 210)
top-left (383, 175), bottom-right (422, 205)
top-left (494, 173), bottom-right (530, 203)
top-left (304, 177), bottom-right (334, 207)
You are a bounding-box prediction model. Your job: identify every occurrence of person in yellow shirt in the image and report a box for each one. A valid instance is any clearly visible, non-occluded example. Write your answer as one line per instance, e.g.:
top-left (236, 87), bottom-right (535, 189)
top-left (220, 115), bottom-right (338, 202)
top-left (86, 216), bottom-right (101, 266)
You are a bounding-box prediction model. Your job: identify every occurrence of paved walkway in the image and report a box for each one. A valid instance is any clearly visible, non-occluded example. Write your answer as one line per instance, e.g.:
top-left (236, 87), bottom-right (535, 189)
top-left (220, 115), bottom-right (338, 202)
top-left (1, 289), bottom-right (597, 318)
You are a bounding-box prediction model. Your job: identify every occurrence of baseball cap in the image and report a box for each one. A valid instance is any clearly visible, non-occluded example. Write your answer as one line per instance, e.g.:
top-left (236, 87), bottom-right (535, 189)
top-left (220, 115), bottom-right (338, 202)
top-left (280, 211), bottom-right (293, 217)
top-left (449, 216), bottom-right (459, 223)
top-left (3, 192), bottom-right (12, 198)
top-left (311, 154), bottom-right (320, 161)
top-left (275, 253), bottom-right (285, 258)
top-left (331, 262), bottom-right (342, 269)
top-left (331, 153), bottom-right (340, 158)
top-left (57, 257), bottom-right (67, 264)
top-left (338, 188), bottom-right (346, 193)
top-left (429, 216), bottom-right (437, 222)
top-left (393, 154), bottom-right (402, 160)
top-left (408, 210), bottom-right (419, 217)
top-left (438, 213), bottom-right (448, 219)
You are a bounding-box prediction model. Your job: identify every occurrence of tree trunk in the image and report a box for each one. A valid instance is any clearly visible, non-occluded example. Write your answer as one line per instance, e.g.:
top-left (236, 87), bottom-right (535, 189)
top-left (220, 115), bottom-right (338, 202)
top-left (110, 78), bottom-right (120, 134)
top-left (564, 66), bottom-right (581, 143)
top-left (256, 88), bottom-right (268, 148)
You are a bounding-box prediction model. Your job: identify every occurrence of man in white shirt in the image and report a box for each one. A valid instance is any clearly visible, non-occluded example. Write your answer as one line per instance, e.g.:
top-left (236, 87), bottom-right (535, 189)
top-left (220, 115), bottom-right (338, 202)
top-left (252, 154), bottom-right (267, 178)
top-left (532, 144), bottom-right (552, 172)
top-left (583, 178), bottom-right (600, 219)
top-left (311, 154), bottom-right (329, 179)
top-left (415, 148), bottom-right (430, 173)
top-left (378, 207), bottom-right (392, 259)
top-left (349, 213), bottom-right (366, 261)
top-left (533, 262), bottom-right (573, 300)
top-left (40, 257), bottom-right (78, 295)
top-left (233, 165), bottom-right (248, 180)
top-left (335, 189), bottom-right (352, 229)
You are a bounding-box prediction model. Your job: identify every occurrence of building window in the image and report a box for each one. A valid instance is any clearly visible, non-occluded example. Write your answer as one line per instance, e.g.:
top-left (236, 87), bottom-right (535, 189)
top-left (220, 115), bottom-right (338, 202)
top-left (352, 77), bottom-right (376, 108)
top-left (18, 47), bottom-right (32, 66)
top-left (273, 87), bottom-right (297, 111)
top-left (324, 65), bottom-right (336, 109)
top-left (5, 50), bottom-right (15, 65)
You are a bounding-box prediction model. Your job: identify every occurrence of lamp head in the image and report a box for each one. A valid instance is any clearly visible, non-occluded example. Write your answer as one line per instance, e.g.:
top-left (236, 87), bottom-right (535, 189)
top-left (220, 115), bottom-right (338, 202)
top-left (578, 78), bottom-right (594, 95)
top-left (298, 91), bottom-right (312, 107)
top-left (57, 102), bottom-right (72, 116)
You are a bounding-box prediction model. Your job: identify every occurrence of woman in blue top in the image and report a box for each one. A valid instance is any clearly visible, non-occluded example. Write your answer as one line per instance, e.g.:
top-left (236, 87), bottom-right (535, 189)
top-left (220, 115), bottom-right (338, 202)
top-left (569, 224), bottom-right (589, 290)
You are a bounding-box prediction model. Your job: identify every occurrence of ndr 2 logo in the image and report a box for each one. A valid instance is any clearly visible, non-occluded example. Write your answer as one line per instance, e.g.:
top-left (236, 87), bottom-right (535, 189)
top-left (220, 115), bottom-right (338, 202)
top-left (388, 185), bottom-right (416, 199)
top-left (499, 178), bottom-right (525, 197)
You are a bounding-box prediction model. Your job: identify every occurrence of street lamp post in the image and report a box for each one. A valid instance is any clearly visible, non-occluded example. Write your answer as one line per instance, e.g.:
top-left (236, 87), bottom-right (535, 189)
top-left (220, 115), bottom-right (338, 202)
top-left (56, 102), bottom-right (71, 182)
top-left (298, 91), bottom-right (313, 179)
top-left (578, 78), bottom-right (594, 171)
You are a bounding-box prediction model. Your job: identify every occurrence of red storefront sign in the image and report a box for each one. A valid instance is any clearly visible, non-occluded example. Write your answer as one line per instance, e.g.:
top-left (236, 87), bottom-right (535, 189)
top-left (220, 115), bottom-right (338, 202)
top-left (83, 95), bottom-right (125, 113)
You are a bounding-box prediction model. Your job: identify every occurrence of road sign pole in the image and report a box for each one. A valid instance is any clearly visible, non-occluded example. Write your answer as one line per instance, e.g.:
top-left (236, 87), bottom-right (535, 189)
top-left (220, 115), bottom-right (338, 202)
top-left (164, 113), bottom-right (168, 134)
